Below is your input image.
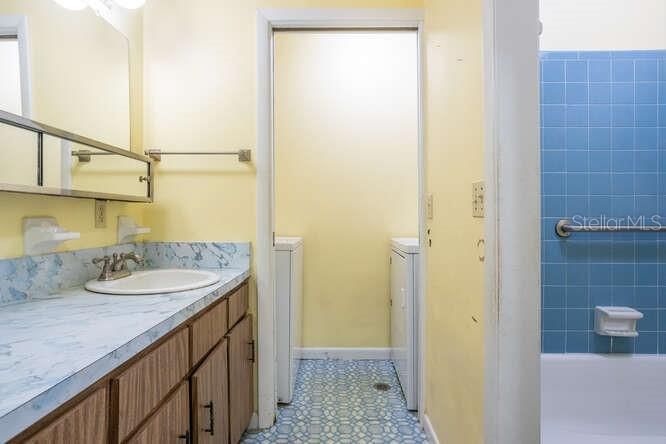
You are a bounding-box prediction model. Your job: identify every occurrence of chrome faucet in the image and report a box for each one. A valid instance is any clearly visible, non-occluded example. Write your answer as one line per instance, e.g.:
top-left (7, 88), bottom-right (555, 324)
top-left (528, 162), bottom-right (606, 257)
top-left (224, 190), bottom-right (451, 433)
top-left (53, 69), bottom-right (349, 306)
top-left (92, 251), bottom-right (145, 281)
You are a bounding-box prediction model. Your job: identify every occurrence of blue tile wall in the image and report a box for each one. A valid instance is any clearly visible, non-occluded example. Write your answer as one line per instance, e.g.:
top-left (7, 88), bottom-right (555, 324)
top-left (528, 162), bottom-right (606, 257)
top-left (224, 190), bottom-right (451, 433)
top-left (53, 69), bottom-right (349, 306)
top-left (541, 50), bottom-right (666, 354)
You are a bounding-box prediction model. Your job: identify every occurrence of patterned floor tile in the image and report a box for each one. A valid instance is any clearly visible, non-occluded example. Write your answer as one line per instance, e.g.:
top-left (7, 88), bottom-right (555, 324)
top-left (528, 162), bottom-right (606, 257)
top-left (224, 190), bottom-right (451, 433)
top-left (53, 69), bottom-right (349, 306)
top-left (241, 360), bottom-right (428, 444)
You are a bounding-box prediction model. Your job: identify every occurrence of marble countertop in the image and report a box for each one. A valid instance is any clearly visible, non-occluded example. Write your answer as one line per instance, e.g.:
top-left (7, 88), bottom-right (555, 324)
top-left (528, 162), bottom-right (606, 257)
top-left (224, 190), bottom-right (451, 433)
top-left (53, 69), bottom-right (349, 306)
top-left (0, 267), bottom-right (249, 442)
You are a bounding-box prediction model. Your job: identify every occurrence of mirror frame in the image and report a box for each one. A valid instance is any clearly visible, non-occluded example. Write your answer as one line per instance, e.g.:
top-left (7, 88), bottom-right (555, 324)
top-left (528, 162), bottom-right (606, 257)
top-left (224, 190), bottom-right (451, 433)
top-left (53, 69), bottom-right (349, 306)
top-left (0, 109), bottom-right (153, 203)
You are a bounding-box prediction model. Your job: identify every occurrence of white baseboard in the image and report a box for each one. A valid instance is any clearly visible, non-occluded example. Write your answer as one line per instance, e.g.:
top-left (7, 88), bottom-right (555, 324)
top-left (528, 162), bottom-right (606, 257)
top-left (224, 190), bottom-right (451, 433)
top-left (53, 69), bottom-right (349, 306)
top-left (297, 347), bottom-right (391, 360)
top-left (421, 413), bottom-right (440, 444)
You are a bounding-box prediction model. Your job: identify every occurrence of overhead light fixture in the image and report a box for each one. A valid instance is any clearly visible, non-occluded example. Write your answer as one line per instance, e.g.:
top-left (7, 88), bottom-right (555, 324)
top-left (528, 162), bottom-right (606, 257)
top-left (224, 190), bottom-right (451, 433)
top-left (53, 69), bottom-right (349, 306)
top-left (112, 0), bottom-right (146, 9)
top-left (52, 0), bottom-right (88, 10)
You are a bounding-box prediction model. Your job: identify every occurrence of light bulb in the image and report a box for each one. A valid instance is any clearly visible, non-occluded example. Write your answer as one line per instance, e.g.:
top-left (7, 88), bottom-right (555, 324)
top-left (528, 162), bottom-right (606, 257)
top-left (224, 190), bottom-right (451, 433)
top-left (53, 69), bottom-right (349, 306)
top-left (52, 0), bottom-right (88, 10)
top-left (113, 0), bottom-right (146, 9)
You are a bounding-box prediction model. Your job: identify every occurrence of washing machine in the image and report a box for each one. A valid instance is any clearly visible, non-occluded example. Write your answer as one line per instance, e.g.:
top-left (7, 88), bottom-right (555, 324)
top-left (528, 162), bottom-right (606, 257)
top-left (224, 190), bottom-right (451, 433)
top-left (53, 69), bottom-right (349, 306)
top-left (276, 237), bottom-right (303, 404)
top-left (390, 237), bottom-right (419, 411)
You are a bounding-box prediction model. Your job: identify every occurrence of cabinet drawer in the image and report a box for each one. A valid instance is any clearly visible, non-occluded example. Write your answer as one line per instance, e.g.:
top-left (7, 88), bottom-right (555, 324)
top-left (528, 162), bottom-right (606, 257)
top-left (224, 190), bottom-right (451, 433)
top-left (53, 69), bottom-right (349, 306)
top-left (191, 298), bottom-right (228, 365)
top-left (126, 382), bottom-right (190, 444)
top-left (227, 284), bottom-right (249, 328)
top-left (113, 329), bottom-right (189, 442)
top-left (25, 387), bottom-right (107, 444)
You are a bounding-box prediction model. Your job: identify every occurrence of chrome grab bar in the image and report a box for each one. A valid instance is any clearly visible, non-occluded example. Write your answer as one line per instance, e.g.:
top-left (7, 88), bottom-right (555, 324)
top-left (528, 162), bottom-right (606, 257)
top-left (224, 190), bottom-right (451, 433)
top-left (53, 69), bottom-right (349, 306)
top-left (556, 219), bottom-right (666, 238)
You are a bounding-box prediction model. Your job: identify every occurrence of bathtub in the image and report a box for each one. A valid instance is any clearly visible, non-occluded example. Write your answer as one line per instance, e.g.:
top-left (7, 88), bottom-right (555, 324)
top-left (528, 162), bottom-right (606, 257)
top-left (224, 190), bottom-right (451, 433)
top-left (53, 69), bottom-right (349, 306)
top-left (542, 354), bottom-right (666, 444)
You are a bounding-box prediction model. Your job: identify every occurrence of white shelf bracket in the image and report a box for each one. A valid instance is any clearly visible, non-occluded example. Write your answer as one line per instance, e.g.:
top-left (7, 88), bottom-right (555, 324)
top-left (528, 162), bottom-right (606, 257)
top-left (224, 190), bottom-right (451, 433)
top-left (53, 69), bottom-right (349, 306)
top-left (23, 217), bottom-right (80, 255)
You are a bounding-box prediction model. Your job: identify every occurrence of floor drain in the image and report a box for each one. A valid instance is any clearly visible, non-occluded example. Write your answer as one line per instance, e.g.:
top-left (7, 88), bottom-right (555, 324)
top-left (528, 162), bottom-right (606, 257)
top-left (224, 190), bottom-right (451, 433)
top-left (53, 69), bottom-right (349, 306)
top-left (373, 382), bottom-right (391, 391)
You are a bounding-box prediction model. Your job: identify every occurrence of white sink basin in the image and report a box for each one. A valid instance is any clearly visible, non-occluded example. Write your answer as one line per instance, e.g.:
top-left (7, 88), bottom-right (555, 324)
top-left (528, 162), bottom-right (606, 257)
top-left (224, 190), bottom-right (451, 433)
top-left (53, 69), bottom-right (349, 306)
top-left (85, 269), bottom-right (220, 295)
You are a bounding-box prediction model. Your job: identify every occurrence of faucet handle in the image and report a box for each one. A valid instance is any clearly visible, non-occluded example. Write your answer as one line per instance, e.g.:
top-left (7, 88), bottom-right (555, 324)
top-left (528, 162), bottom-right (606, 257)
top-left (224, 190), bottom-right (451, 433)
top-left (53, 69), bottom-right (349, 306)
top-left (92, 255), bottom-right (111, 267)
top-left (92, 256), bottom-right (113, 281)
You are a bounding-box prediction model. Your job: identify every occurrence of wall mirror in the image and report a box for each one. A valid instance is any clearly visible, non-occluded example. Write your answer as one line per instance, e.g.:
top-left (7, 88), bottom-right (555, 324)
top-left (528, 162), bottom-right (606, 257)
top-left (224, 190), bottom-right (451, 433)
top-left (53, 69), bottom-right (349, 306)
top-left (0, 0), bottom-right (152, 202)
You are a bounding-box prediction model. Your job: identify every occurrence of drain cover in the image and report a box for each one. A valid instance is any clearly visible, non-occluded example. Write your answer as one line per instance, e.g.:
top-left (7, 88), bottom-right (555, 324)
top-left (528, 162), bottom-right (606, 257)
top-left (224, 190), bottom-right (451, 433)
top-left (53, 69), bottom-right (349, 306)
top-left (373, 382), bottom-right (391, 391)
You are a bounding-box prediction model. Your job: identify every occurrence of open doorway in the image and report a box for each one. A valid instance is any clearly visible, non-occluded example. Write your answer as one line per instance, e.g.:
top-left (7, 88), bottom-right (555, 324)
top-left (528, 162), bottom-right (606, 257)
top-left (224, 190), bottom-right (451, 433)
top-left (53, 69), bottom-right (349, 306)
top-left (263, 29), bottom-right (422, 441)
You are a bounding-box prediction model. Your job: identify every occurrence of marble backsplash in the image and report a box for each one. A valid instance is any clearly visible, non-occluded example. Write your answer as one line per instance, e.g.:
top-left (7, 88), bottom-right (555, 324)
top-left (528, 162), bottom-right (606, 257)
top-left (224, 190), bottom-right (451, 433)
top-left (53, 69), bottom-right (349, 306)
top-left (143, 242), bottom-right (250, 270)
top-left (0, 242), bottom-right (251, 305)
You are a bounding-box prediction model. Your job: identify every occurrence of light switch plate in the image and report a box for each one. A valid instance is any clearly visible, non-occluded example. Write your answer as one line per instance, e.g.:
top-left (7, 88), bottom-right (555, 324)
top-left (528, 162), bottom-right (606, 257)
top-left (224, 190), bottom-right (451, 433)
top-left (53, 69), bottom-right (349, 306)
top-left (473, 181), bottom-right (485, 218)
top-left (95, 200), bottom-right (107, 228)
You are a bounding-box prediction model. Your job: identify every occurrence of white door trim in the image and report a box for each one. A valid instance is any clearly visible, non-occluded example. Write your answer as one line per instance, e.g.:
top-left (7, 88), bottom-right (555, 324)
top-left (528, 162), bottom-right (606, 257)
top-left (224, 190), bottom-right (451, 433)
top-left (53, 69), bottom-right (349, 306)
top-left (256, 8), bottom-right (425, 430)
top-left (482, 0), bottom-right (541, 443)
top-left (0, 15), bottom-right (32, 118)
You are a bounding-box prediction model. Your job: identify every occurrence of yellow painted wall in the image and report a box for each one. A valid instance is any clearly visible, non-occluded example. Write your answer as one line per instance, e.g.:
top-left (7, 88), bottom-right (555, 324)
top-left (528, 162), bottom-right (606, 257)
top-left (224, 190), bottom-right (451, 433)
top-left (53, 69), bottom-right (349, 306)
top-left (274, 31), bottom-right (418, 347)
top-left (0, 5), bottom-right (145, 260)
top-left (423, 0), bottom-right (485, 442)
top-left (141, 0), bottom-right (423, 349)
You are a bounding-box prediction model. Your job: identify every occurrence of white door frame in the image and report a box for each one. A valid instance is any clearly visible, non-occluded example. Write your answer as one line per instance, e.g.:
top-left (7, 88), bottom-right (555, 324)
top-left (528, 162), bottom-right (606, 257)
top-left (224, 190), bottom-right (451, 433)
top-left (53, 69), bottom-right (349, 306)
top-left (482, 0), bottom-right (541, 443)
top-left (256, 8), bottom-right (426, 430)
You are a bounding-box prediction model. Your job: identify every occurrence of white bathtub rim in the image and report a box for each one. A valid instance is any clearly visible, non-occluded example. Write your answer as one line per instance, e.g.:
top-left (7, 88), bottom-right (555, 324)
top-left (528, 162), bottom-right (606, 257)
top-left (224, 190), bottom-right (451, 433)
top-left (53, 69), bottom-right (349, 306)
top-left (542, 352), bottom-right (666, 439)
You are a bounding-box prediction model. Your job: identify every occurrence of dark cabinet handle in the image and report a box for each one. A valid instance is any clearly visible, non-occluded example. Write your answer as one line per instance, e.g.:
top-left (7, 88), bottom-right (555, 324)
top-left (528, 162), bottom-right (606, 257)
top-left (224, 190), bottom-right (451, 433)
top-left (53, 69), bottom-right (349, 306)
top-left (178, 430), bottom-right (191, 444)
top-left (203, 401), bottom-right (215, 435)
top-left (248, 340), bottom-right (255, 363)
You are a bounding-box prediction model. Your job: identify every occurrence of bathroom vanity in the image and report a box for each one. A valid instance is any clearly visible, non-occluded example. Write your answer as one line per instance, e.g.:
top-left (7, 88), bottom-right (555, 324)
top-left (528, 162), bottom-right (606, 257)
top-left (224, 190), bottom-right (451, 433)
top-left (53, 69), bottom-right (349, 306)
top-left (3, 277), bottom-right (252, 444)
top-left (0, 242), bottom-right (253, 444)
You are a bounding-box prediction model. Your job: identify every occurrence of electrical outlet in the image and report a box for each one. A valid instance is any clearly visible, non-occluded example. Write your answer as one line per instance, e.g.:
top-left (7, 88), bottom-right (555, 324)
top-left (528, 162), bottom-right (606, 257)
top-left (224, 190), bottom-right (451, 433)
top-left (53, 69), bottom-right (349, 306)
top-left (95, 200), bottom-right (107, 228)
top-left (472, 181), bottom-right (485, 218)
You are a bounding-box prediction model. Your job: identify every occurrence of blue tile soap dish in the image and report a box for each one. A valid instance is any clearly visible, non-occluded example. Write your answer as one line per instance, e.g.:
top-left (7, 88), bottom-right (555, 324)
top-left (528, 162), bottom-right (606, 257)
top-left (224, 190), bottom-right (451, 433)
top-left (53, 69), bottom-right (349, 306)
top-left (594, 306), bottom-right (643, 337)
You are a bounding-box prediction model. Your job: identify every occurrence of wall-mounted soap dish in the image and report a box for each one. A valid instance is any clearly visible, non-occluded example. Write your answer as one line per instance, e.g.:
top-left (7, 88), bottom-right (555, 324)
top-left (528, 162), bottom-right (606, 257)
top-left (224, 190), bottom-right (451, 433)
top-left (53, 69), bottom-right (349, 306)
top-left (118, 216), bottom-right (151, 244)
top-left (594, 306), bottom-right (643, 337)
top-left (23, 217), bottom-right (80, 255)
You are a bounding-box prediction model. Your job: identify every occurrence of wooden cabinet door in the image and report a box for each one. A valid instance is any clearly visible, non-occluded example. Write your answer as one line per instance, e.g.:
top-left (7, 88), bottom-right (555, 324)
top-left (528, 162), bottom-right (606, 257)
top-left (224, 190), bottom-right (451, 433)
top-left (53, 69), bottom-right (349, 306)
top-left (192, 339), bottom-right (229, 444)
top-left (227, 315), bottom-right (253, 444)
top-left (126, 382), bottom-right (190, 444)
top-left (112, 329), bottom-right (189, 442)
top-left (25, 387), bottom-right (107, 444)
